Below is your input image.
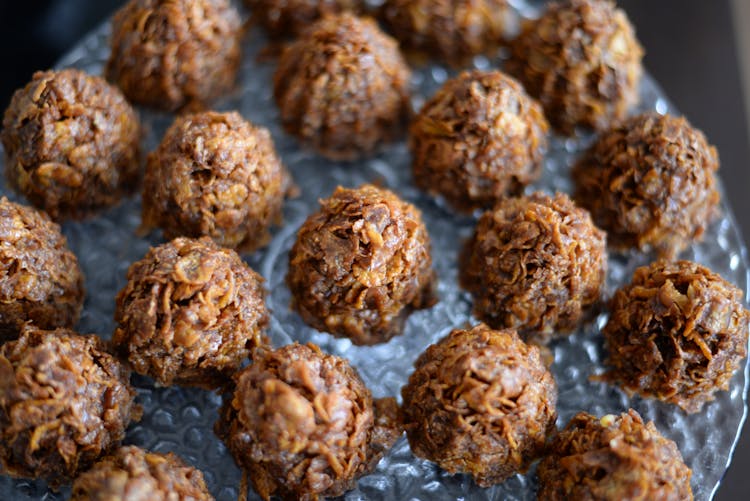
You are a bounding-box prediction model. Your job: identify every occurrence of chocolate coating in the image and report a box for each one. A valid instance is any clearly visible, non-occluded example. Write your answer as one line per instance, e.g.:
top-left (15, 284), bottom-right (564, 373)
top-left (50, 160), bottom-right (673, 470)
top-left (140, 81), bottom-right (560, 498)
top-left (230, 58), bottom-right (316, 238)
top-left (246, 0), bottom-right (362, 38)
top-left (1, 69), bottom-right (140, 220)
top-left (401, 324), bottom-right (557, 486)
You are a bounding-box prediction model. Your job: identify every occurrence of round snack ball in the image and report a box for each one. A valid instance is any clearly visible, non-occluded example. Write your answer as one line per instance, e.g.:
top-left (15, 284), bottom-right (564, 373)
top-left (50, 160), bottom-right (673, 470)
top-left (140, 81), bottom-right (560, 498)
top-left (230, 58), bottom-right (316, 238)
top-left (113, 236), bottom-right (270, 389)
top-left (401, 324), bottom-right (557, 486)
top-left (142, 111), bottom-right (293, 253)
top-left (287, 184), bottom-right (436, 345)
top-left (603, 260), bottom-right (750, 414)
top-left (537, 410), bottom-right (693, 500)
top-left (506, 0), bottom-right (643, 134)
top-left (0, 325), bottom-right (139, 487)
top-left (0, 198), bottom-right (84, 342)
top-left (460, 191), bottom-right (606, 341)
top-left (273, 13), bottom-right (411, 160)
top-left (573, 112), bottom-right (720, 259)
top-left (410, 70), bottom-right (549, 213)
top-left (246, 0), bottom-right (362, 38)
top-left (1, 69), bottom-right (141, 220)
top-left (70, 446), bottom-right (213, 501)
top-left (107, 0), bottom-right (242, 111)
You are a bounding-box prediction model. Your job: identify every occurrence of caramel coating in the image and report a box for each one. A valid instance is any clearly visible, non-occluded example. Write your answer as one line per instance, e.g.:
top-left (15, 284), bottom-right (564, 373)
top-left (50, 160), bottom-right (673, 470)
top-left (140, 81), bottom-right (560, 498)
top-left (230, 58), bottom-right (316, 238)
top-left (506, 0), bottom-right (643, 134)
top-left (246, 0), bottom-right (362, 37)
top-left (107, 0), bottom-right (242, 111)
top-left (573, 112), bottom-right (720, 259)
top-left (142, 111), bottom-right (293, 253)
top-left (0, 325), bottom-right (139, 487)
top-left (401, 324), bottom-right (557, 486)
top-left (537, 410), bottom-right (693, 501)
top-left (287, 184), bottom-right (436, 345)
top-left (602, 260), bottom-right (750, 414)
top-left (113, 237), bottom-right (269, 389)
top-left (273, 14), bottom-right (411, 160)
top-left (410, 70), bottom-right (549, 212)
top-left (1, 69), bottom-right (140, 220)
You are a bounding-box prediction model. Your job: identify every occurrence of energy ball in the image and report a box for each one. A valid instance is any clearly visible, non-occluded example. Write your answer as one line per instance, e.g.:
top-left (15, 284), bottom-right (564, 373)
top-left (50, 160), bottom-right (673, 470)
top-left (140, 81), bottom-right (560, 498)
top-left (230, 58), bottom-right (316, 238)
top-left (401, 324), bottom-right (557, 486)
top-left (0, 198), bottom-right (84, 342)
top-left (70, 446), bottom-right (213, 501)
top-left (461, 192), bottom-right (606, 341)
top-left (602, 260), bottom-right (750, 413)
top-left (0, 325), bottom-right (139, 488)
top-left (113, 236), bottom-right (270, 389)
top-left (107, 0), bottom-right (242, 111)
top-left (273, 13), bottom-right (411, 160)
top-left (1, 69), bottom-right (141, 220)
top-left (537, 410), bottom-right (693, 500)
top-left (246, 0), bottom-right (362, 38)
top-left (506, 0), bottom-right (643, 134)
top-left (410, 70), bottom-right (549, 213)
top-left (215, 342), bottom-right (401, 500)
top-left (142, 111), bottom-right (293, 253)
top-left (573, 112), bottom-right (720, 259)
top-left (287, 184), bottom-right (436, 345)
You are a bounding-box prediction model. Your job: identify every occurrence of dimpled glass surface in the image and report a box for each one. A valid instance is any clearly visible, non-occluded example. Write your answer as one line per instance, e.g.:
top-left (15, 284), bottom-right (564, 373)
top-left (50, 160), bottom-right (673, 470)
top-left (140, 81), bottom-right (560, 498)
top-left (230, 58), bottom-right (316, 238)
top-left (1, 1), bottom-right (749, 500)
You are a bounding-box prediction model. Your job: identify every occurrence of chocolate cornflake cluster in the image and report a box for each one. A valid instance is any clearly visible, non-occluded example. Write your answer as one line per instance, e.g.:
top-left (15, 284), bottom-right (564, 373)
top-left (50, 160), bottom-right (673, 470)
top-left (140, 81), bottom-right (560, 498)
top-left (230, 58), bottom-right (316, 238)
top-left (107, 0), bottom-right (242, 111)
top-left (287, 184), bottom-right (436, 345)
top-left (0, 325), bottom-right (139, 487)
top-left (461, 192), bottom-right (606, 341)
top-left (602, 260), bottom-right (750, 413)
top-left (142, 111), bottom-right (293, 253)
top-left (410, 70), bottom-right (549, 212)
top-left (537, 410), bottom-right (693, 501)
top-left (273, 13), bottom-right (411, 160)
top-left (573, 112), bottom-right (720, 258)
top-left (216, 343), bottom-right (400, 500)
top-left (506, 0), bottom-right (643, 134)
top-left (1, 69), bottom-right (141, 220)
top-left (113, 237), bottom-right (270, 389)
top-left (401, 324), bottom-right (557, 486)
top-left (246, 0), bottom-right (362, 37)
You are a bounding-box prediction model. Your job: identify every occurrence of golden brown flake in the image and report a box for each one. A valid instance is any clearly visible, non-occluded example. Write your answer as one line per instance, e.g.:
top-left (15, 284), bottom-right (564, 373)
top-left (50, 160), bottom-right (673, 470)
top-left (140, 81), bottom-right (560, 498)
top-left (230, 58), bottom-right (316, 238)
top-left (246, 0), bottom-right (362, 38)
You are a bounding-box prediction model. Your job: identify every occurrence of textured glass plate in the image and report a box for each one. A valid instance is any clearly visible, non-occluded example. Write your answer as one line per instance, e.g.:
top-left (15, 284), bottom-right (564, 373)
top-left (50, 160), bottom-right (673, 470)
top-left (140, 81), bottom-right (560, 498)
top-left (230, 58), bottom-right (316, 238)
top-left (1, 1), bottom-right (749, 500)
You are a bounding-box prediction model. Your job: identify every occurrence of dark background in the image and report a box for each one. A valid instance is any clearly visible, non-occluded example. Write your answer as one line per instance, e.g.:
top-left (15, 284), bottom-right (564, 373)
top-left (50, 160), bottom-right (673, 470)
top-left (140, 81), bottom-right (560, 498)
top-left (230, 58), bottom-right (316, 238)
top-left (1, 0), bottom-right (748, 499)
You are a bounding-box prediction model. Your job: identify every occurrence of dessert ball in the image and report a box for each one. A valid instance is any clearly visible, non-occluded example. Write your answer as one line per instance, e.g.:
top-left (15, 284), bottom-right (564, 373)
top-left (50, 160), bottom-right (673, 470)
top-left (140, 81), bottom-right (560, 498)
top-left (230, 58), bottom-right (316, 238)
top-left (0, 325), bottom-right (139, 487)
top-left (537, 410), bottom-right (693, 500)
top-left (401, 324), bottom-right (557, 486)
top-left (603, 260), bottom-right (750, 413)
top-left (506, 0), bottom-right (643, 134)
top-left (273, 13), bottom-right (411, 160)
top-left (410, 70), bottom-right (549, 213)
top-left (142, 111), bottom-right (293, 253)
top-left (1, 69), bottom-right (140, 220)
top-left (287, 184), bottom-right (436, 345)
top-left (573, 112), bottom-right (720, 259)
top-left (215, 342), bottom-right (401, 500)
top-left (70, 446), bottom-right (213, 501)
top-left (246, 0), bottom-right (362, 38)
top-left (0, 198), bottom-right (84, 342)
top-left (107, 0), bottom-right (242, 111)
top-left (113, 236), bottom-right (269, 389)
top-left (460, 192), bottom-right (606, 341)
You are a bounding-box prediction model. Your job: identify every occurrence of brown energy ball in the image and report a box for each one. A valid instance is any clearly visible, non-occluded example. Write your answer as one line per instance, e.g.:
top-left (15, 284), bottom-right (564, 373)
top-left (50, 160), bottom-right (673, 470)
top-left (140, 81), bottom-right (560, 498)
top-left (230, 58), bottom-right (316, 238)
top-left (461, 192), bottom-right (606, 341)
top-left (107, 0), bottom-right (242, 111)
top-left (602, 260), bottom-right (750, 414)
top-left (142, 111), bottom-right (293, 253)
top-left (537, 410), bottom-right (693, 501)
top-left (401, 324), bottom-right (557, 487)
top-left (410, 70), bottom-right (549, 213)
top-left (70, 446), bottom-right (213, 501)
top-left (246, 0), bottom-right (362, 38)
top-left (113, 236), bottom-right (270, 389)
top-left (573, 112), bottom-right (720, 259)
top-left (0, 325), bottom-right (139, 488)
top-left (1, 69), bottom-right (141, 220)
top-left (0, 198), bottom-right (84, 342)
top-left (506, 0), bottom-right (643, 134)
top-left (273, 13), bottom-right (411, 160)
top-left (215, 342), bottom-right (401, 501)
top-left (287, 184), bottom-right (436, 345)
